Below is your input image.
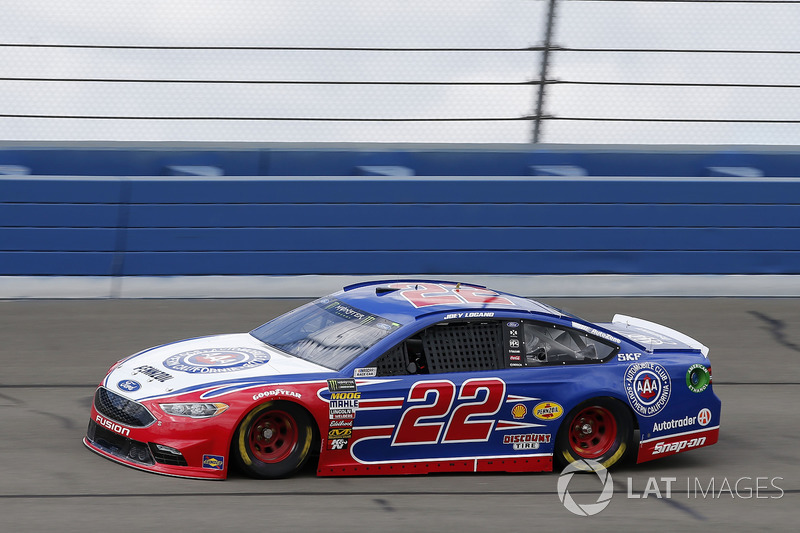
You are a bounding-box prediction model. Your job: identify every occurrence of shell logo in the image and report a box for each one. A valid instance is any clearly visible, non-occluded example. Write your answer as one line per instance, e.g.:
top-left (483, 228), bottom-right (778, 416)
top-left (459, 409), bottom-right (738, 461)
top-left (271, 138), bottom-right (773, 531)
top-left (511, 403), bottom-right (527, 420)
top-left (533, 401), bottom-right (564, 421)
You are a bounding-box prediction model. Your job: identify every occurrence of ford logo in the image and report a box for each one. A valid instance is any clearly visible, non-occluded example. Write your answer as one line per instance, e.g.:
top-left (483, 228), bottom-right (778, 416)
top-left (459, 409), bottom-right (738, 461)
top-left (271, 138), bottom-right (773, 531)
top-left (117, 380), bottom-right (141, 392)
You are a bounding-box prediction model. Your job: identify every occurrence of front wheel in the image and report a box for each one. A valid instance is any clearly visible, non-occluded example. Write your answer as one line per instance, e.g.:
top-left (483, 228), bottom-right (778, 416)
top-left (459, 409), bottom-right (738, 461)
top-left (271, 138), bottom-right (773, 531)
top-left (233, 401), bottom-right (315, 479)
top-left (555, 398), bottom-right (633, 469)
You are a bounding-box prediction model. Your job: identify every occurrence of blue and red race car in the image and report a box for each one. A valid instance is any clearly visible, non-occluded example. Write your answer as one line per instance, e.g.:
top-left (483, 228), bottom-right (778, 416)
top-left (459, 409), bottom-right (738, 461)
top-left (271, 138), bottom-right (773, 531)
top-left (84, 280), bottom-right (720, 479)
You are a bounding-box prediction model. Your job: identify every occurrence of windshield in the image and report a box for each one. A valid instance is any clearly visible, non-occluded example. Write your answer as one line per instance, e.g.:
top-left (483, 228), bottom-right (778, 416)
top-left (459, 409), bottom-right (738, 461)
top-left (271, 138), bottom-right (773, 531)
top-left (249, 298), bottom-right (403, 370)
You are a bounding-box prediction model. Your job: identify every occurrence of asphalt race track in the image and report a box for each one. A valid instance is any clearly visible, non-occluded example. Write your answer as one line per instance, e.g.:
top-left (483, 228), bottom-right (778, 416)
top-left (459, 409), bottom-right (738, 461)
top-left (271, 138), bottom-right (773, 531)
top-left (1, 297), bottom-right (798, 531)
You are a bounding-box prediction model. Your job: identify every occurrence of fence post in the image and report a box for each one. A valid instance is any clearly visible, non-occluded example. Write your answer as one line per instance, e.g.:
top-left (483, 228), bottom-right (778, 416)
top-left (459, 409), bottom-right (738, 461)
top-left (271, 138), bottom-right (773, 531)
top-left (532, 0), bottom-right (559, 143)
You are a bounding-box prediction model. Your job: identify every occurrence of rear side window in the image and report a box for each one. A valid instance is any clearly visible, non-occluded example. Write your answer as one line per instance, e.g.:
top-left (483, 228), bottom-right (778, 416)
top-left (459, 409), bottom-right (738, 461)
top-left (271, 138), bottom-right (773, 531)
top-left (517, 321), bottom-right (616, 366)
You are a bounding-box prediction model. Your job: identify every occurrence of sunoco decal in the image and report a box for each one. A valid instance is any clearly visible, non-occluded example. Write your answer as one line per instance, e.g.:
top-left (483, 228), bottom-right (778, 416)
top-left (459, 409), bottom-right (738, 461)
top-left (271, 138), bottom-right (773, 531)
top-left (202, 454), bottom-right (225, 470)
top-left (163, 347), bottom-right (270, 374)
top-left (625, 362), bottom-right (672, 417)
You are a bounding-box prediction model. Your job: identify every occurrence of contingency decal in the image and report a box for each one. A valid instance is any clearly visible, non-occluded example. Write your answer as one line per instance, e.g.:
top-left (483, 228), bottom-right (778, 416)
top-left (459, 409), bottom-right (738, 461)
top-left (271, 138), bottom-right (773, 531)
top-left (202, 454), bottom-right (225, 470)
top-left (624, 362), bottom-right (672, 417)
top-left (163, 347), bottom-right (270, 374)
top-left (685, 364), bottom-right (711, 393)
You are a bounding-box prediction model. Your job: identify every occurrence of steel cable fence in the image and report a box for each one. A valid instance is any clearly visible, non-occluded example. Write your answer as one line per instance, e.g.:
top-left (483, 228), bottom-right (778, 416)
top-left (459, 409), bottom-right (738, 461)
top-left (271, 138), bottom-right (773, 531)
top-left (1, 0), bottom-right (798, 143)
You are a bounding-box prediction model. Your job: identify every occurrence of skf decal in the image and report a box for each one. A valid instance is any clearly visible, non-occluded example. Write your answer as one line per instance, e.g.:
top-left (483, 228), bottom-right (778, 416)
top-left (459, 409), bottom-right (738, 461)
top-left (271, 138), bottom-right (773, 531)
top-left (511, 403), bottom-right (527, 420)
top-left (202, 454), bottom-right (225, 470)
top-left (327, 378), bottom-right (357, 392)
top-left (624, 362), bottom-right (671, 417)
top-left (533, 401), bottom-right (563, 421)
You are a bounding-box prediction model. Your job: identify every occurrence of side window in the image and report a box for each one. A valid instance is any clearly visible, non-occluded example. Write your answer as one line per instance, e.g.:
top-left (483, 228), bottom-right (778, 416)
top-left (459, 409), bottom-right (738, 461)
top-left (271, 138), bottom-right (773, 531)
top-left (372, 321), bottom-right (504, 376)
top-left (520, 322), bottom-right (616, 366)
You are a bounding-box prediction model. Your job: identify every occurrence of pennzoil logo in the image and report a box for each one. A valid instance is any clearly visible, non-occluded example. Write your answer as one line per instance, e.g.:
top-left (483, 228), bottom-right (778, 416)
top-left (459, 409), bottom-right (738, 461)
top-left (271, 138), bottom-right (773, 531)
top-left (328, 428), bottom-right (352, 439)
top-left (511, 403), bottom-right (527, 420)
top-left (202, 454), bottom-right (224, 470)
top-left (533, 401), bottom-right (564, 421)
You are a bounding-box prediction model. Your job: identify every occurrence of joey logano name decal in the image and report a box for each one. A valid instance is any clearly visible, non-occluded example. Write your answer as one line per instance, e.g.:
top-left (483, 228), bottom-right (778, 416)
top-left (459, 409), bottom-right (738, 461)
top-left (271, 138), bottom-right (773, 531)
top-left (624, 362), bottom-right (671, 417)
top-left (163, 347), bottom-right (270, 374)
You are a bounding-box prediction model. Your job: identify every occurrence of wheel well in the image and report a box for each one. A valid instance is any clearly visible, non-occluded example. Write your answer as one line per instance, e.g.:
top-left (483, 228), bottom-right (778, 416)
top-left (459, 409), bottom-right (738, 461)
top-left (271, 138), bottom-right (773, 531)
top-left (228, 400), bottom-right (322, 463)
top-left (557, 396), bottom-right (639, 443)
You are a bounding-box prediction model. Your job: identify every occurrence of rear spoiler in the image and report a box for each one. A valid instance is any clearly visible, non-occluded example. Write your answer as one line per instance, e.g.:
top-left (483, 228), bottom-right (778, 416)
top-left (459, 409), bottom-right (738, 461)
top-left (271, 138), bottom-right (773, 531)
top-left (612, 314), bottom-right (709, 357)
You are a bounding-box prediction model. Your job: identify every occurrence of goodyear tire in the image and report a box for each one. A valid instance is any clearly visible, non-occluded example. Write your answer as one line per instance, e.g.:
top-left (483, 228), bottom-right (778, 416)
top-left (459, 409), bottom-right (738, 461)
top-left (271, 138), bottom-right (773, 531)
top-left (555, 398), bottom-right (633, 470)
top-left (233, 401), bottom-right (314, 479)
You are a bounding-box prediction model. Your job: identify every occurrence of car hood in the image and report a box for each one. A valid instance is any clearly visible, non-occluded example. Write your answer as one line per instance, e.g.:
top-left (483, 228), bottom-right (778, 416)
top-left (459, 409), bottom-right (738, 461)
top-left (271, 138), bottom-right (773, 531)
top-left (101, 333), bottom-right (333, 402)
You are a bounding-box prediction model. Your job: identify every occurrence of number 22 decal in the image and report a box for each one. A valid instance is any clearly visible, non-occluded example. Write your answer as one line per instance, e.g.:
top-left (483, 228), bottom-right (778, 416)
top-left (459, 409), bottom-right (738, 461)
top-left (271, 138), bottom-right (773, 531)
top-left (387, 283), bottom-right (515, 308)
top-left (392, 378), bottom-right (506, 446)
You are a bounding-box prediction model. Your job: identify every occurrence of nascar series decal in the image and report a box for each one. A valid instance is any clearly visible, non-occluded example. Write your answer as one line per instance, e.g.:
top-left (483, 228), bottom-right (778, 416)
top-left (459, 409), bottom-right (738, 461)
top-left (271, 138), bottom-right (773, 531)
top-left (386, 283), bottom-right (515, 309)
top-left (163, 347), bottom-right (270, 374)
top-left (625, 362), bottom-right (672, 417)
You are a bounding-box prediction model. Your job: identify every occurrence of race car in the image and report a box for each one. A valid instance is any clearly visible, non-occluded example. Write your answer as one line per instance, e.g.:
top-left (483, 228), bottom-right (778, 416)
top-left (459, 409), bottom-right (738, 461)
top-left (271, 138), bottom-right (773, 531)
top-left (84, 280), bottom-right (721, 480)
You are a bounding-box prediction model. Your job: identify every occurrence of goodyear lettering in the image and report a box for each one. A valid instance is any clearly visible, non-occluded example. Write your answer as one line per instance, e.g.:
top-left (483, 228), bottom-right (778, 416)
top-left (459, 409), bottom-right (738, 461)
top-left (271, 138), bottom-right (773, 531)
top-left (95, 414), bottom-right (131, 437)
top-left (252, 388), bottom-right (302, 401)
top-left (653, 436), bottom-right (707, 455)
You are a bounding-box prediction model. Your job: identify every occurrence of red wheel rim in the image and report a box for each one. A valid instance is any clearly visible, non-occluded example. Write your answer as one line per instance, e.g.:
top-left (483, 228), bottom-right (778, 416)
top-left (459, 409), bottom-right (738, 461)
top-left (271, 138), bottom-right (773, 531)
top-left (568, 406), bottom-right (617, 459)
top-left (247, 410), bottom-right (298, 463)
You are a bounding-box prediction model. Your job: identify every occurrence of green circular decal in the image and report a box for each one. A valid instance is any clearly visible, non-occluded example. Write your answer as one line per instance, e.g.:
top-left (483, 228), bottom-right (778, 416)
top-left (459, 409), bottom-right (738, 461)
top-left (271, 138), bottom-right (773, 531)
top-left (686, 364), bottom-right (710, 393)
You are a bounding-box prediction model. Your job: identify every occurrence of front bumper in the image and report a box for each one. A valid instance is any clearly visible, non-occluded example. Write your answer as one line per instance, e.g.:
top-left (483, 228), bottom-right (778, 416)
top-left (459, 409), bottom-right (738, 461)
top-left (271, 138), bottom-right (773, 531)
top-left (85, 387), bottom-right (231, 480)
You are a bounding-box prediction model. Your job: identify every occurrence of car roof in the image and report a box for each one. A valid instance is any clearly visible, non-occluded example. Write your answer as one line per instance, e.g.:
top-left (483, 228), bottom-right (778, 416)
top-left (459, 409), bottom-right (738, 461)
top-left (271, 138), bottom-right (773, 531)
top-left (333, 279), bottom-right (560, 325)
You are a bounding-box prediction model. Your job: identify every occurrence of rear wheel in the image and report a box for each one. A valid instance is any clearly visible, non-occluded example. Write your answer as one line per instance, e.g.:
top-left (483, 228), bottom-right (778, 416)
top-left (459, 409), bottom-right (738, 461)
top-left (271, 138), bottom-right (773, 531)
top-left (555, 398), bottom-right (633, 469)
top-left (233, 401), bottom-right (314, 479)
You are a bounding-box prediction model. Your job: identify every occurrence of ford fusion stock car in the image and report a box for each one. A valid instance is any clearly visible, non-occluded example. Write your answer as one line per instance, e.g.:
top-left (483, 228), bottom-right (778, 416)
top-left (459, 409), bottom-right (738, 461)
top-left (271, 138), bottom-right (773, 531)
top-left (84, 280), bottom-right (721, 479)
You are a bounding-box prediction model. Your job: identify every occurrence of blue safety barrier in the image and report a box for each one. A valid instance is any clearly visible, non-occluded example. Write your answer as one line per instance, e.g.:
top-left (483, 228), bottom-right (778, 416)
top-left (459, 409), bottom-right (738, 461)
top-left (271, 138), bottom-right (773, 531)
top-left (1, 145), bottom-right (799, 276)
